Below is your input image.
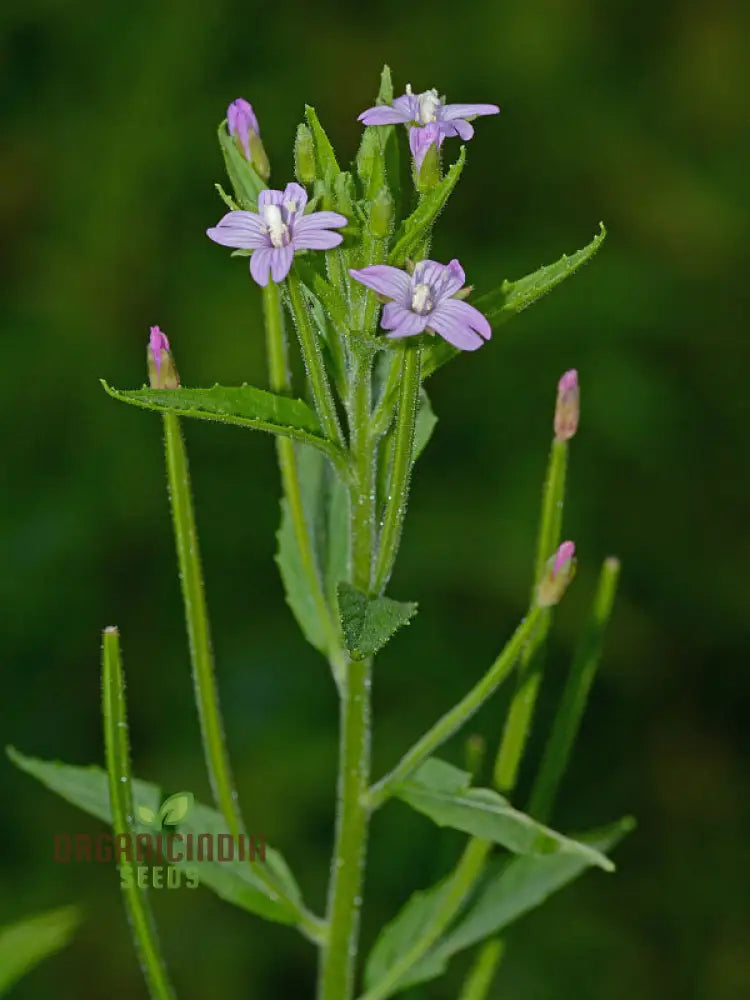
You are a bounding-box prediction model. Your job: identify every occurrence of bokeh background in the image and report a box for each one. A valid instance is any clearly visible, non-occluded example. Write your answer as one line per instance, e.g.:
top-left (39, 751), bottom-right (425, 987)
top-left (2, 0), bottom-right (749, 997)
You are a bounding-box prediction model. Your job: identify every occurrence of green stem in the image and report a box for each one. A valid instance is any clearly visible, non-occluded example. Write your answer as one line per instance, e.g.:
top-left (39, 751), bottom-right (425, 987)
top-left (101, 627), bottom-right (176, 1000)
top-left (163, 410), bottom-right (324, 944)
top-left (262, 281), bottom-right (345, 680)
top-left (318, 347), bottom-right (376, 1000)
top-left (528, 557), bottom-right (620, 822)
top-left (163, 412), bottom-right (240, 835)
top-left (493, 438), bottom-right (568, 792)
top-left (373, 348), bottom-right (421, 594)
top-left (287, 270), bottom-right (345, 449)
top-left (357, 839), bottom-right (490, 1000)
top-left (368, 605), bottom-right (544, 811)
top-left (347, 346), bottom-right (377, 594)
top-left (458, 939), bottom-right (505, 1000)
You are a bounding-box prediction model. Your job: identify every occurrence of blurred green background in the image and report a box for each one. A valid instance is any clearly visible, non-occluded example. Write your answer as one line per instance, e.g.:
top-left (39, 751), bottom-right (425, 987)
top-left (2, 0), bottom-right (749, 997)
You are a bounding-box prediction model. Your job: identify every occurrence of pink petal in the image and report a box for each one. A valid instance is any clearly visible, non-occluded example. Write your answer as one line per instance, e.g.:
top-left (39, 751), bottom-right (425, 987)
top-left (349, 265), bottom-right (411, 304)
top-left (249, 248), bottom-right (273, 286)
top-left (270, 245), bottom-right (294, 283)
top-left (428, 298), bottom-right (492, 351)
top-left (282, 182), bottom-right (308, 216)
top-left (440, 103), bottom-right (500, 121)
top-left (381, 303), bottom-right (429, 335)
top-left (206, 211), bottom-right (267, 249)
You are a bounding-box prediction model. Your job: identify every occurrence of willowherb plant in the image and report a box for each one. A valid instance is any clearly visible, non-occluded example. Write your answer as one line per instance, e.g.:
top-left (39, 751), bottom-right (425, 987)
top-left (7, 67), bottom-right (631, 1000)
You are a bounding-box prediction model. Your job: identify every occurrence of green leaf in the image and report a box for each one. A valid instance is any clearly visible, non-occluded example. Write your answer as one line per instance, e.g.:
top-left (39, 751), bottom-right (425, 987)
top-left (218, 122), bottom-right (266, 209)
top-left (7, 747), bottom-right (302, 927)
top-left (405, 817), bottom-right (635, 992)
top-left (158, 791), bottom-right (194, 826)
top-left (474, 223), bottom-right (607, 325)
top-left (102, 382), bottom-right (345, 468)
top-left (276, 445), bottom-right (348, 656)
top-left (0, 906), bottom-right (81, 996)
top-left (364, 877), bottom-right (454, 992)
top-left (364, 817), bottom-right (633, 998)
top-left (395, 758), bottom-right (614, 871)
top-left (304, 106), bottom-right (340, 184)
top-left (413, 388), bottom-right (438, 460)
top-left (337, 582), bottom-right (417, 659)
top-left (389, 147), bottom-right (466, 266)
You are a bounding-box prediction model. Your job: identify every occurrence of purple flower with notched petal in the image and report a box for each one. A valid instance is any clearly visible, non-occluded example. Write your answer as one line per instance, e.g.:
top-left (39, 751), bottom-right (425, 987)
top-left (349, 259), bottom-right (491, 351)
top-left (206, 182), bottom-right (347, 286)
top-left (227, 98), bottom-right (260, 161)
top-left (358, 85), bottom-right (499, 169)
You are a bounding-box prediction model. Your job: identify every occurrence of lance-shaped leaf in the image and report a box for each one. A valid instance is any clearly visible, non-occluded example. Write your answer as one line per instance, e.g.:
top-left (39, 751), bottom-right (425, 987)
top-left (218, 122), bottom-right (266, 209)
top-left (364, 816), bottom-right (633, 997)
top-left (388, 147), bottom-right (466, 266)
top-left (337, 582), bottom-right (417, 659)
top-left (0, 906), bottom-right (81, 996)
top-left (395, 758), bottom-right (614, 870)
top-left (7, 747), bottom-right (304, 927)
top-left (101, 382), bottom-right (347, 471)
top-left (417, 224), bottom-right (607, 382)
top-left (474, 223), bottom-right (606, 325)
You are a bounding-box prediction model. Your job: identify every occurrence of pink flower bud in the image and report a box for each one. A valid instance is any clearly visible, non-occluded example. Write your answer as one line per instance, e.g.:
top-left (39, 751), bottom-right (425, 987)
top-left (537, 540), bottom-right (576, 607)
top-left (554, 369), bottom-right (579, 442)
top-left (147, 325), bottom-right (180, 389)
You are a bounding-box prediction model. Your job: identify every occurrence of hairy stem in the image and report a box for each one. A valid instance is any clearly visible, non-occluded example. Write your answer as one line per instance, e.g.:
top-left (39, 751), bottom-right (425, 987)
top-left (102, 627), bottom-right (176, 1000)
top-left (163, 411), bottom-right (324, 942)
top-left (373, 347), bottom-right (421, 594)
top-left (318, 346), bottom-right (376, 1000)
top-left (163, 412), bottom-right (241, 836)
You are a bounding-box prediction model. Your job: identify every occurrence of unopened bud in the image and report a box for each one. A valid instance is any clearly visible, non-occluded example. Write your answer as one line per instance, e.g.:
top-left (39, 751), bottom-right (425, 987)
top-left (554, 369), bottom-right (579, 442)
top-left (369, 187), bottom-right (394, 238)
top-left (356, 127), bottom-right (380, 188)
top-left (227, 98), bottom-right (270, 180)
top-left (148, 326), bottom-right (180, 389)
top-left (333, 172), bottom-right (355, 215)
top-left (416, 141), bottom-right (441, 193)
top-left (294, 124), bottom-right (316, 184)
top-left (537, 541), bottom-right (576, 607)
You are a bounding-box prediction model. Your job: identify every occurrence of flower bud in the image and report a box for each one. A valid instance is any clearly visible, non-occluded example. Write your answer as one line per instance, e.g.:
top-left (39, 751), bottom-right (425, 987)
top-left (148, 326), bottom-right (180, 389)
top-left (554, 369), bottom-right (579, 442)
top-left (537, 541), bottom-right (576, 607)
top-left (415, 139), bottom-right (441, 192)
top-left (294, 124), bottom-right (316, 184)
top-left (227, 98), bottom-right (270, 181)
top-left (369, 186), bottom-right (394, 238)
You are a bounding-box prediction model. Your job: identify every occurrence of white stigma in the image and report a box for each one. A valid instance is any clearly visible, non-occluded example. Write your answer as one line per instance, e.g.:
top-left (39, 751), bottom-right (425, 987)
top-left (411, 282), bottom-right (433, 314)
top-left (418, 88), bottom-right (440, 123)
top-left (262, 204), bottom-right (288, 248)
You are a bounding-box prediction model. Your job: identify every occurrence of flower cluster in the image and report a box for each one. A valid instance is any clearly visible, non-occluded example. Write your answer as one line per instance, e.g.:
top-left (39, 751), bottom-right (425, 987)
top-left (208, 85), bottom-right (499, 350)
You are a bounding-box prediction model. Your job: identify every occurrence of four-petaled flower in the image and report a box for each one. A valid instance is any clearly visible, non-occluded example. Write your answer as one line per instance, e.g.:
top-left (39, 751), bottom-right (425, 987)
top-left (349, 259), bottom-right (492, 351)
top-left (227, 99), bottom-right (260, 161)
top-left (358, 85), bottom-right (499, 169)
top-left (207, 182), bottom-right (347, 286)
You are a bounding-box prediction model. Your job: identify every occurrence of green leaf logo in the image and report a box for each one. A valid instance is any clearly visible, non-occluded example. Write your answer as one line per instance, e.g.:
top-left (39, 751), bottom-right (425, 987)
top-left (158, 792), bottom-right (194, 827)
top-left (136, 805), bottom-right (157, 826)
